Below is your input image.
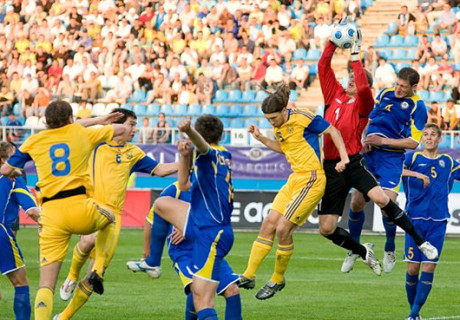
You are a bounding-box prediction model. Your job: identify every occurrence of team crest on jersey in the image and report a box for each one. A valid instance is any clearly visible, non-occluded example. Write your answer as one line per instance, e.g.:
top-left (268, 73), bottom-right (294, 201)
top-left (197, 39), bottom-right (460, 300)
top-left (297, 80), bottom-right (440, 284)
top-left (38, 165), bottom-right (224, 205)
top-left (439, 159), bottom-right (445, 168)
top-left (401, 101), bottom-right (409, 109)
top-left (126, 152), bottom-right (133, 160)
top-left (286, 126), bottom-right (294, 134)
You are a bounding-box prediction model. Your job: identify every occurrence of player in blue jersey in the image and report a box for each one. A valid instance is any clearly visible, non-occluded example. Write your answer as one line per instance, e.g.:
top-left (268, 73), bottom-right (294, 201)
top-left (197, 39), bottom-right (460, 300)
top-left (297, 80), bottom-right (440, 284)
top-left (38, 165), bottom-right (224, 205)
top-left (128, 180), bottom-right (241, 320)
top-left (402, 124), bottom-right (460, 320)
top-left (0, 141), bottom-right (40, 320)
top-left (345, 67), bottom-right (438, 274)
top-left (151, 115), bottom-right (238, 320)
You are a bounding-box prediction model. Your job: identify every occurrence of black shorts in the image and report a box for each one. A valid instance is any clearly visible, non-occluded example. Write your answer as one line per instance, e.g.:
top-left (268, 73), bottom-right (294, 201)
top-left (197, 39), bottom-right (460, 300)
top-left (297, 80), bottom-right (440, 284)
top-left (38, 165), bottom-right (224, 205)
top-left (318, 154), bottom-right (378, 216)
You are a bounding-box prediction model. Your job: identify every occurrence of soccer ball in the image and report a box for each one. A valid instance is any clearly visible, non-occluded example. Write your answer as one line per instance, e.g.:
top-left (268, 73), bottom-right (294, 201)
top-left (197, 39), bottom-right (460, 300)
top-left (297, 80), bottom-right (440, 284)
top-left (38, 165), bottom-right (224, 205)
top-left (331, 23), bottom-right (357, 49)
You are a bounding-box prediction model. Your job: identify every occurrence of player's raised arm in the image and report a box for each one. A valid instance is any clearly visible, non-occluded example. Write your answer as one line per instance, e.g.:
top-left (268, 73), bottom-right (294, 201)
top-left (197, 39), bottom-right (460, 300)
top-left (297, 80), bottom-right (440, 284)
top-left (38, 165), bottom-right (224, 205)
top-left (323, 125), bottom-right (350, 172)
top-left (248, 124), bottom-right (283, 153)
top-left (177, 140), bottom-right (192, 191)
top-left (152, 162), bottom-right (179, 177)
top-left (76, 112), bottom-right (124, 127)
top-left (178, 118), bottom-right (209, 154)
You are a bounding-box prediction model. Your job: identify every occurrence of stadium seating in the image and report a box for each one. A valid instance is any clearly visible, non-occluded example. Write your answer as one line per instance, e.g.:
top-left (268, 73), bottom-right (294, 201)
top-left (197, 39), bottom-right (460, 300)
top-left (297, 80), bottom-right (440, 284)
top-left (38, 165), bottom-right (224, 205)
top-left (160, 104), bottom-right (173, 116)
top-left (91, 103), bottom-right (106, 116)
top-left (293, 48), bottom-right (307, 61)
top-left (306, 49), bottom-right (321, 61)
top-left (133, 104), bottom-right (147, 116)
top-left (243, 104), bottom-right (258, 117)
top-left (24, 116), bottom-right (39, 128)
top-left (227, 90), bottom-right (242, 102)
top-left (214, 90), bottom-right (229, 103)
top-left (289, 90), bottom-right (299, 102)
top-left (187, 104), bottom-right (202, 116)
top-left (128, 90), bottom-right (146, 103)
top-left (146, 103), bottom-right (160, 116)
top-left (175, 104), bottom-right (188, 116)
top-left (255, 91), bottom-right (269, 103)
top-left (241, 90), bottom-right (256, 102)
top-left (259, 118), bottom-right (272, 129)
top-left (374, 35), bottom-right (390, 47)
top-left (105, 103), bottom-right (119, 114)
top-left (202, 104), bottom-right (215, 114)
top-left (389, 35), bottom-right (404, 47)
top-left (229, 118), bottom-right (245, 128)
top-left (229, 104), bottom-right (244, 117)
top-left (439, 134), bottom-right (452, 149)
top-left (244, 118), bottom-right (259, 127)
top-left (216, 104), bottom-right (229, 116)
top-left (13, 103), bottom-right (22, 115)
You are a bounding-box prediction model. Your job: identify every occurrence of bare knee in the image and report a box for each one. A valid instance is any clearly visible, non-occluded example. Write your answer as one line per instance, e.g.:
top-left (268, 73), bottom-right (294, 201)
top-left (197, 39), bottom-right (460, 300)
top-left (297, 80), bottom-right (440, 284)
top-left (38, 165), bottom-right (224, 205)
top-left (422, 263), bottom-right (436, 274)
top-left (259, 211), bottom-right (281, 239)
top-left (7, 268), bottom-right (29, 287)
top-left (276, 222), bottom-right (294, 244)
top-left (368, 187), bottom-right (390, 208)
top-left (319, 223), bottom-right (336, 237)
top-left (407, 262), bottom-right (420, 276)
top-left (223, 283), bottom-right (240, 298)
top-left (350, 191), bottom-right (366, 212)
top-left (319, 216), bottom-right (338, 237)
top-left (79, 234), bottom-right (96, 253)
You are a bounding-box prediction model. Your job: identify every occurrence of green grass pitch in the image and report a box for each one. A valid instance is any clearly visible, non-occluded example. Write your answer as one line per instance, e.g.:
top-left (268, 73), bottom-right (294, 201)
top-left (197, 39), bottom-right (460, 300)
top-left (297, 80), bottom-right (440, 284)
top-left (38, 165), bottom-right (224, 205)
top-left (1, 228), bottom-right (459, 320)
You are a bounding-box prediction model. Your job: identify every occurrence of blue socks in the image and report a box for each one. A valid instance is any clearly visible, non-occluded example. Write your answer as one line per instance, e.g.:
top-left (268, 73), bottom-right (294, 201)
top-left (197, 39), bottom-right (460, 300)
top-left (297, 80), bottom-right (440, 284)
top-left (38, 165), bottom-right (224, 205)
top-left (185, 293), bottom-right (197, 320)
top-left (225, 294), bottom-right (242, 320)
top-left (410, 272), bottom-right (434, 318)
top-left (197, 308), bottom-right (218, 320)
top-left (145, 212), bottom-right (170, 267)
top-left (14, 285), bottom-right (31, 320)
top-left (405, 273), bottom-right (419, 308)
top-left (382, 216), bottom-right (396, 251)
top-left (348, 209), bottom-right (365, 243)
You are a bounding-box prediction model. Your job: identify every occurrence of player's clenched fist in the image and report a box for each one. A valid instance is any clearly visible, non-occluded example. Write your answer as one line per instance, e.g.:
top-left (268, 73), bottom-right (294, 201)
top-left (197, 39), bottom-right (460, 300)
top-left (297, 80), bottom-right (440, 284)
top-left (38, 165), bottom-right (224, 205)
top-left (248, 124), bottom-right (262, 141)
top-left (177, 140), bottom-right (191, 156)
top-left (178, 118), bottom-right (191, 132)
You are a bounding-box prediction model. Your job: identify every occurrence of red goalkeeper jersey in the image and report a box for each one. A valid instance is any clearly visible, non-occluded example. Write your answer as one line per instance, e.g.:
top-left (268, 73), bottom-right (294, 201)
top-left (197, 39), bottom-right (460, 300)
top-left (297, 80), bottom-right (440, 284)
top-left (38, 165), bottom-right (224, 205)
top-left (318, 41), bottom-right (374, 161)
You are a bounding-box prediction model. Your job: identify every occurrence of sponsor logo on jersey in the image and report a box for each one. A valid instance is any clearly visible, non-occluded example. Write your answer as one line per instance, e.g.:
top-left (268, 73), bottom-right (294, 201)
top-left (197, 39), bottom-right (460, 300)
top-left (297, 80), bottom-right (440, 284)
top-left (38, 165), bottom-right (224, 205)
top-left (439, 159), bottom-right (445, 168)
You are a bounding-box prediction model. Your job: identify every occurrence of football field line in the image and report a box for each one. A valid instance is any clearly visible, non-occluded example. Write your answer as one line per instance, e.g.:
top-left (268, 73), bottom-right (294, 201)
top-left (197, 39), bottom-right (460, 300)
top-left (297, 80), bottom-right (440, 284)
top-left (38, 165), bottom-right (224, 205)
top-left (425, 316), bottom-right (460, 320)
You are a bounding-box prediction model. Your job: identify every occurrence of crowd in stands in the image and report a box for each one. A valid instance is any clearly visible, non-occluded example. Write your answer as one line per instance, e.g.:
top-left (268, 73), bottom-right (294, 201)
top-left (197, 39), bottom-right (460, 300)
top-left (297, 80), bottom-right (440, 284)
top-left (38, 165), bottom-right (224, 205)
top-left (0, 0), bottom-right (459, 144)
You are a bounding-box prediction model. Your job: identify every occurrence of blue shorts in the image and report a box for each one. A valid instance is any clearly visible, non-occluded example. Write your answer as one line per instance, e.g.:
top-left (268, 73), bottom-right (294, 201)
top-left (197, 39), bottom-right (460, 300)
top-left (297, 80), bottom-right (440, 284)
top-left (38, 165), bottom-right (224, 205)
top-left (0, 224), bottom-right (25, 275)
top-left (364, 148), bottom-right (405, 191)
top-left (174, 255), bottom-right (239, 295)
top-left (189, 224), bottom-right (234, 283)
top-left (404, 219), bottom-right (447, 264)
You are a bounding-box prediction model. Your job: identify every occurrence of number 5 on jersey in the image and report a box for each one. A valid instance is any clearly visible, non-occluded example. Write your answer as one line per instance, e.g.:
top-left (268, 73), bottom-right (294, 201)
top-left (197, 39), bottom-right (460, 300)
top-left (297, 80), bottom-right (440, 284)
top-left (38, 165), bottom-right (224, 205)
top-left (50, 143), bottom-right (71, 176)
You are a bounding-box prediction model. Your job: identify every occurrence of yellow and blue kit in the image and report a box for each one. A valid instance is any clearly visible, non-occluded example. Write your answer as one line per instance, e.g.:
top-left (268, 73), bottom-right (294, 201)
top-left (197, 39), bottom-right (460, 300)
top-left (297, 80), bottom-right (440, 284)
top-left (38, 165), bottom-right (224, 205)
top-left (365, 88), bottom-right (428, 190)
top-left (6, 123), bottom-right (116, 266)
top-left (403, 152), bottom-right (460, 263)
top-left (271, 109), bottom-right (330, 226)
top-left (89, 141), bottom-right (159, 267)
top-left (0, 176), bottom-right (37, 274)
top-left (188, 146), bottom-right (235, 282)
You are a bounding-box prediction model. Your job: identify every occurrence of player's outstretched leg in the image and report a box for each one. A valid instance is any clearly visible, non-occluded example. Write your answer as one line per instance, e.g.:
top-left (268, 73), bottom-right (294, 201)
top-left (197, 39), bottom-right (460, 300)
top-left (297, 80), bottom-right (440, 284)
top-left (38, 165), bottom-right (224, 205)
top-left (382, 215), bottom-right (397, 273)
top-left (54, 279), bottom-right (93, 320)
top-left (126, 212), bottom-right (169, 279)
top-left (60, 238), bottom-right (94, 301)
top-left (361, 243), bottom-right (382, 276)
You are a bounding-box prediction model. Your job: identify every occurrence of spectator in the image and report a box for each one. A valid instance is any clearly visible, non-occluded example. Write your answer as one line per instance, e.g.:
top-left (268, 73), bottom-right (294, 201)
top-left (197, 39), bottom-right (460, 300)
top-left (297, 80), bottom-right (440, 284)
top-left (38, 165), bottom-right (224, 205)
top-left (396, 5), bottom-right (416, 36)
top-left (5, 112), bottom-right (22, 142)
top-left (106, 73), bottom-right (133, 103)
top-left (374, 57), bottom-right (397, 90)
top-left (433, 3), bottom-right (456, 34)
top-left (217, 61), bottom-right (237, 89)
top-left (431, 33), bottom-right (448, 58)
top-left (451, 70), bottom-right (460, 102)
top-left (20, 74), bottom-right (39, 110)
top-left (31, 87), bottom-right (51, 117)
top-left (311, 16), bottom-right (332, 50)
top-left (412, 5), bottom-right (429, 35)
top-left (427, 101), bottom-right (443, 127)
top-left (421, 56), bottom-right (439, 89)
top-left (56, 73), bottom-right (75, 101)
top-left (442, 98), bottom-right (460, 130)
top-left (75, 100), bottom-right (92, 119)
top-left (452, 30), bottom-right (460, 64)
top-left (433, 57), bottom-right (453, 91)
top-left (146, 72), bottom-right (171, 104)
top-left (345, 0), bottom-right (362, 21)
top-left (138, 117), bottom-right (154, 143)
top-left (250, 57), bottom-right (267, 89)
top-left (278, 30), bottom-right (296, 62)
top-left (289, 59), bottom-right (310, 90)
top-left (80, 71), bottom-right (102, 103)
top-left (0, 86), bottom-right (14, 116)
top-left (262, 58), bottom-right (283, 88)
top-left (236, 57), bottom-right (252, 91)
top-left (153, 112), bottom-right (171, 144)
top-left (414, 34), bottom-right (432, 63)
top-left (195, 72), bottom-right (213, 105)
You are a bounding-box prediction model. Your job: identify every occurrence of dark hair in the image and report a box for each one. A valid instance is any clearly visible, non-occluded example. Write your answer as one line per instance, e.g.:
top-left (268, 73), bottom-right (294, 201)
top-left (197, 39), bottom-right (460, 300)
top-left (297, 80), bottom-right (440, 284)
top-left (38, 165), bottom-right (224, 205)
top-left (110, 108), bottom-right (137, 124)
top-left (45, 100), bottom-right (73, 129)
top-left (424, 123), bottom-right (442, 137)
top-left (397, 67), bottom-right (420, 86)
top-left (194, 114), bottom-right (223, 144)
top-left (0, 141), bottom-right (14, 161)
top-left (261, 84), bottom-right (290, 114)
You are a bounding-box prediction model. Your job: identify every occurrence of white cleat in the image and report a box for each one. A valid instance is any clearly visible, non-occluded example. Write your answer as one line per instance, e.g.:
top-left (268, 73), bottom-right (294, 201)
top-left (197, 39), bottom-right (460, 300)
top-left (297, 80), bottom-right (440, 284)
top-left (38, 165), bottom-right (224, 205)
top-left (341, 250), bottom-right (360, 273)
top-left (53, 314), bottom-right (60, 320)
top-left (126, 260), bottom-right (162, 279)
top-left (419, 241), bottom-right (438, 260)
top-left (60, 278), bottom-right (77, 301)
top-left (383, 251), bottom-right (396, 273)
top-left (362, 243), bottom-right (382, 276)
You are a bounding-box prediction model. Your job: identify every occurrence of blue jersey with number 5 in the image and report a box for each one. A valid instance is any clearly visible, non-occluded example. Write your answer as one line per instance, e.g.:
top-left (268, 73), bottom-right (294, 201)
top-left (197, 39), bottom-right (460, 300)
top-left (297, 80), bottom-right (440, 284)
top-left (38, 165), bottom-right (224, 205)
top-left (402, 152), bottom-right (460, 220)
top-left (7, 123), bottom-right (114, 201)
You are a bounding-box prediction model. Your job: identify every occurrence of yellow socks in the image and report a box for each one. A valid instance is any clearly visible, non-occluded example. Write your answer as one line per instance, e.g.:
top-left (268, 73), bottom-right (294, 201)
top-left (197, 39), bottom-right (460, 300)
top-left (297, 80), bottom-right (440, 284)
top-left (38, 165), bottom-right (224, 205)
top-left (60, 281), bottom-right (93, 320)
top-left (34, 287), bottom-right (53, 320)
top-left (92, 223), bottom-right (115, 277)
top-left (270, 243), bottom-right (294, 284)
top-left (68, 244), bottom-right (91, 282)
top-left (243, 236), bottom-right (273, 279)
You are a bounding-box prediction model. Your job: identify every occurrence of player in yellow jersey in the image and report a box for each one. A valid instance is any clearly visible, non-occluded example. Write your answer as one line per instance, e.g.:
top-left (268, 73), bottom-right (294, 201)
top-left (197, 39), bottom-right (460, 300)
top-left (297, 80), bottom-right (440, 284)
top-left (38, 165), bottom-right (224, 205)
top-left (54, 108), bottom-right (177, 320)
top-left (239, 85), bottom-right (350, 300)
top-left (0, 100), bottom-right (130, 320)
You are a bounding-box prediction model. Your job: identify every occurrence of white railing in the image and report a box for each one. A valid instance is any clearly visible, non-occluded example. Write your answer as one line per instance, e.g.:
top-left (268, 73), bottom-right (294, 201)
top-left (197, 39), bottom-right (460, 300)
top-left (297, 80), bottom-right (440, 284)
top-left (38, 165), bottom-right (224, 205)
top-left (1, 126), bottom-right (459, 148)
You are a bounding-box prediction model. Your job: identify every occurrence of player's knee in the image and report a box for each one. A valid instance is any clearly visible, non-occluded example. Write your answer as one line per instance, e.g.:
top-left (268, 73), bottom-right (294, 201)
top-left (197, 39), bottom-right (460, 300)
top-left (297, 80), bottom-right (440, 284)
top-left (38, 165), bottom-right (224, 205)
top-left (371, 193), bottom-right (389, 208)
top-left (79, 237), bottom-right (96, 253)
top-left (223, 283), bottom-right (240, 297)
top-left (407, 263), bottom-right (420, 276)
top-left (319, 224), bottom-right (335, 237)
top-left (275, 224), bottom-right (292, 243)
top-left (422, 263), bottom-right (436, 274)
top-left (350, 197), bottom-right (365, 212)
top-left (260, 213), bottom-right (279, 235)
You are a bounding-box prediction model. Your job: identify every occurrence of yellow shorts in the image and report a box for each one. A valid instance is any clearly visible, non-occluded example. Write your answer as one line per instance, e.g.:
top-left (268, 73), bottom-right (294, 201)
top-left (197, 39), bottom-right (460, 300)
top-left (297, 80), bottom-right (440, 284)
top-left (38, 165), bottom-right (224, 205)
top-left (145, 205), bottom-right (154, 225)
top-left (39, 195), bottom-right (114, 267)
top-left (271, 170), bottom-right (326, 226)
top-left (89, 212), bottom-right (122, 269)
